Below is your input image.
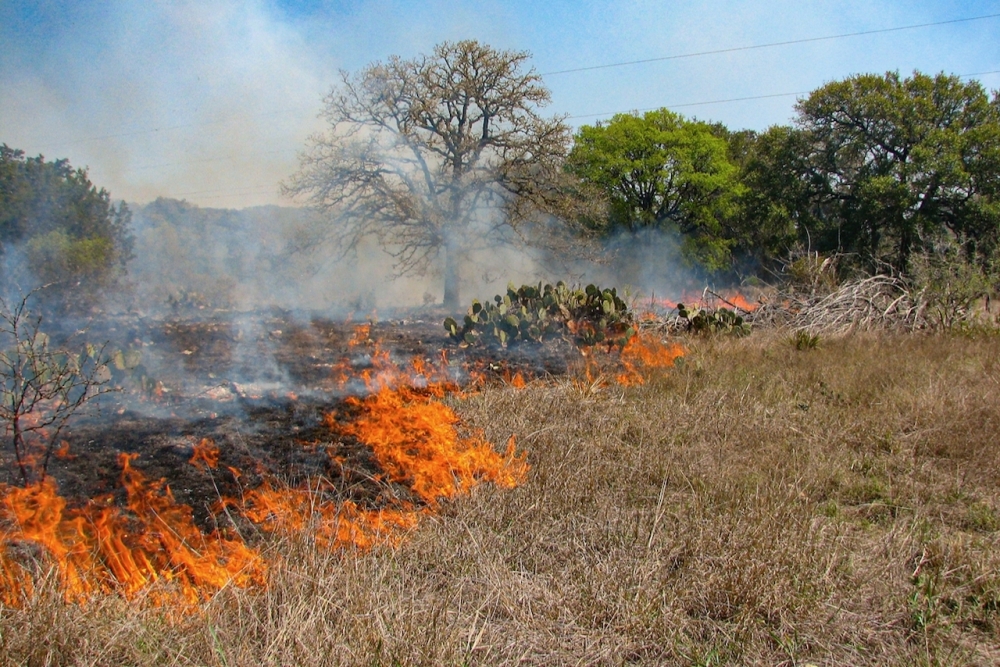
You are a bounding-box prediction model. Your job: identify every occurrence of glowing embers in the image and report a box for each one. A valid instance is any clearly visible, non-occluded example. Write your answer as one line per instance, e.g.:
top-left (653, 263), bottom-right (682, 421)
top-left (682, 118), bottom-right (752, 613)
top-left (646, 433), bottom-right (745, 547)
top-left (0, 454), bottom-right (265, 606)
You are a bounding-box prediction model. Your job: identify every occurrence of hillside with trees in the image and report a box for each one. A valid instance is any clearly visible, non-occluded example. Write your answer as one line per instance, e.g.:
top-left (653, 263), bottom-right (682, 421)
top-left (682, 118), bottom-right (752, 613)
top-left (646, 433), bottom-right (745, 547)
top-left (0, 145), bottom-right (133, 306)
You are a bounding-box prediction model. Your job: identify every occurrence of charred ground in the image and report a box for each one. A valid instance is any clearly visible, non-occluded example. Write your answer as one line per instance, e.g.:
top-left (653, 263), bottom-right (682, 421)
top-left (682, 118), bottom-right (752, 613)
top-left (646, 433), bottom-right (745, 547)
top-left (0, 307), bottom-right (584, 528)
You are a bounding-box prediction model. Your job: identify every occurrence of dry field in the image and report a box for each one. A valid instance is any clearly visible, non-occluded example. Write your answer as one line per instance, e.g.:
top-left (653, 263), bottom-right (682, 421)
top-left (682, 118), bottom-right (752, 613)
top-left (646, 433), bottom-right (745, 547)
top-left (2, 330), bottom-right (999, 666)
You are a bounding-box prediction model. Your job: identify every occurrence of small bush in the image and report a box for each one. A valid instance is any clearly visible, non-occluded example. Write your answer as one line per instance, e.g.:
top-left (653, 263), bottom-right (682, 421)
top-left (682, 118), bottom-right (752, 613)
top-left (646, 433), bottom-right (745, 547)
top-left (792, 330), bottom-right (820, 350)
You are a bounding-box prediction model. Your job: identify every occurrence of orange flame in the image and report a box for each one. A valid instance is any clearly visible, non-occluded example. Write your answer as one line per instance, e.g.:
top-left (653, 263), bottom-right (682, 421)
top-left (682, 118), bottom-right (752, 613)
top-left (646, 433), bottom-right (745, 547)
top-left (242, 483), bottom-right (419, 550)
top-left (616, 334), bottom-right (686, 386)
top-left (0, 454), bottom-right (266, 605)
top-left (188, 438), bottom-right (219, 469)
top-left (331, 386), bottom-right (528, 507)
top-left (1, 327), bottom-right (532, 607)
top-left (645, 290), bottom-right (759, 314)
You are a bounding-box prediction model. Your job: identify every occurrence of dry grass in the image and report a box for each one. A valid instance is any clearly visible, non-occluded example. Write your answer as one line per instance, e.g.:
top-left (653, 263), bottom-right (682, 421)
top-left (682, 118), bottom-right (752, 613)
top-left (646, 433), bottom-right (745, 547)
top-left (3, 331), bottom-right (1000, 665)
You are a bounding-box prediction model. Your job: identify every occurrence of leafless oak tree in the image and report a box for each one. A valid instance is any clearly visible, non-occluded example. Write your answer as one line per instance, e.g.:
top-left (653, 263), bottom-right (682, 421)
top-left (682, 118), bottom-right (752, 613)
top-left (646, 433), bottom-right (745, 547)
top-left (283, 40), bottom-right (593, 310)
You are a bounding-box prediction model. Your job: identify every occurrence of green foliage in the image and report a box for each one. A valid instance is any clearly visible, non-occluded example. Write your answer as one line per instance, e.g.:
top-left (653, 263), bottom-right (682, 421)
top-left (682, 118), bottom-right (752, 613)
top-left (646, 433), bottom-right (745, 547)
top-left (792, 330), bottom-right (820, 350)
top-left (725, 126), bottom-right (815, 272)
top-left (0, 144), bottom-right (133, 303)
top-left (26, 230), bottom-right (117, 287)
top-left (676, 303), bottom-right (751, 337)
top-left (908, 249), bottom-right (999, 330)
top-left (444, 282), bottom-right (635, 348)
top-left (566, 109), bottom-right (743, 272)
top-left (793, 71), bottom-right (1000, 271)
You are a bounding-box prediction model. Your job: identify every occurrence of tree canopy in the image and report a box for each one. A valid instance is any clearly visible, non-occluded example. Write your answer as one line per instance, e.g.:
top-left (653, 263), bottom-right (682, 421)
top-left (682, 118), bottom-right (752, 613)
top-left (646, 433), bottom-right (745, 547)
top-left (284, 40), bottom-right (583, 309)
top-left (0, 145), bottom-right (132, 302)
top-left (566, 109), bottom-right (743, 272)
top-left (792, 71), bottom-right (1000, 270)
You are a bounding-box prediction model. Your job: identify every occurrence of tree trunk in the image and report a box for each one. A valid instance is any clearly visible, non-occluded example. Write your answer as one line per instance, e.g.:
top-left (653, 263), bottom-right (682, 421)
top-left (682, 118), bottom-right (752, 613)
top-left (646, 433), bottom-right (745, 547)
top-left (443, 240), bottom-right (462, 311)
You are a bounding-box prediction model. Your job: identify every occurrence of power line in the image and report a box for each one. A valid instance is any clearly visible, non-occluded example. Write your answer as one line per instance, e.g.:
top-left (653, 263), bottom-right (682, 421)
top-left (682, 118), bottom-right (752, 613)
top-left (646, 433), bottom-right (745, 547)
top-left (18, 13), bottom-right (998, 152)
top-left (566, 91), bottom-right (809, 120)
top-left (146, 68), bottom-right (1000, 202)
top-left (565, 69), bottom-right (1000, 122)
top-left (541, 13), bottom-right (1000, 76)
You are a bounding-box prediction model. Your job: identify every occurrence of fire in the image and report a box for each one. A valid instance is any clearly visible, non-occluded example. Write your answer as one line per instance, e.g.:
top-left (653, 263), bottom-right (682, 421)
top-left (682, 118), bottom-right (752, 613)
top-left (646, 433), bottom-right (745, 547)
top-left (0, 454), bottom-right (266, 605)
top-left (616, 334), bottom-right (686, 386)
top-left (0, 314), bottom-right (688, 608)
top-left (645, 289), bottom-right (759, 314)
top-left (242, 483), bottom-right (420, 550)
top-left (188, 438), bottom-right (219, 469)
top-left (331, 387), bottom-right (528, 507)
top-left (1, 324), bottom-right (532, 607)
top-left (575, 332), bottom-right (685, 389)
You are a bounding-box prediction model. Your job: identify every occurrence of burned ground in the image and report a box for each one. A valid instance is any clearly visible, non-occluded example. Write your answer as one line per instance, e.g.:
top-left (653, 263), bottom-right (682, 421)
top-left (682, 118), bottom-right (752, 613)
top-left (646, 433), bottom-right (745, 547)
top-left (0, 308), bottom-right (584, 528)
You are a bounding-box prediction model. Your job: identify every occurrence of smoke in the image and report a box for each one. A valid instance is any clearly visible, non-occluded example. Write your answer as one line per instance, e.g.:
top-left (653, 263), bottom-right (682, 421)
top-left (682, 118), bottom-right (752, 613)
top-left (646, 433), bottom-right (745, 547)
top-left (0, 1), bottom-right (330, 209)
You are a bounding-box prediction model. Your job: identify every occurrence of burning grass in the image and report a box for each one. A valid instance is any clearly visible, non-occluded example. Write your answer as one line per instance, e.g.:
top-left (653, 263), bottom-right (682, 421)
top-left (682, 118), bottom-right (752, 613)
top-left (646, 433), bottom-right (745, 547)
top-left (3, 328), bottom-right (1000, 665)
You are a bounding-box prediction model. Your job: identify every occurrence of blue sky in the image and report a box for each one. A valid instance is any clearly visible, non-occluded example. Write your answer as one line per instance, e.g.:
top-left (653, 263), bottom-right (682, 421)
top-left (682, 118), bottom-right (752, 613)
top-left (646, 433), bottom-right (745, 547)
top-left (2, 0), bottom-right (998, 208)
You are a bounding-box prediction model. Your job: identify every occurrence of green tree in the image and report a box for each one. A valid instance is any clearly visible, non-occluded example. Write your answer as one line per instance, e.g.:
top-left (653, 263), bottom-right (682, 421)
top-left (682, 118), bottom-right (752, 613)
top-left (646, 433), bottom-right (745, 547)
top-left (284, 40), bottom-right (586, 310)
top-left (794, 71), bottom-right (1000, 270)
top-left (0, 145), bottom-right (133, 302)
top-left (725, 125), bottom-right (821, 271)
top-left (566, 109), bottom-right (744, 272)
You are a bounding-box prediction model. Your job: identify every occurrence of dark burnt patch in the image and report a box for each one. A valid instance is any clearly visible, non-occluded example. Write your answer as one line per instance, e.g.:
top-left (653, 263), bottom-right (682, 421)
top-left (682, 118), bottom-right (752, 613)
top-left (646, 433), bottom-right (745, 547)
top-left (2, 308), bottom-right (586, 530)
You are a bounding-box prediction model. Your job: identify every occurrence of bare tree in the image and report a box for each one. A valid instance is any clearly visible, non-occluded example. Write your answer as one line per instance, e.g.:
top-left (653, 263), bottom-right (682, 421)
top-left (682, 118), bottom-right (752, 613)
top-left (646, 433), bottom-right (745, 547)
top-left (0, 290), bottom-right (115, 485)
top-left (283, 40), bottom-right (592, 310)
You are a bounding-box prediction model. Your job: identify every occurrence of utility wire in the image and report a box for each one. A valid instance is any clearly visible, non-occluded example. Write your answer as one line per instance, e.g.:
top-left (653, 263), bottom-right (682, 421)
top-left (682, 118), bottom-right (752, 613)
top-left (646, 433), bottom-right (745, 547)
top-left (143, 70), bottom-right (1000, 201)
top-left (566, 91), bottom-right (809, 120)
top-left (149, 69), bottom-right (1000, 200)
top-left (20, 13), bottom-right (999, 151)
top-left (566, 69), bottom-right (1000, 121)
top-left (541, 13), bottom-right (1000, 76)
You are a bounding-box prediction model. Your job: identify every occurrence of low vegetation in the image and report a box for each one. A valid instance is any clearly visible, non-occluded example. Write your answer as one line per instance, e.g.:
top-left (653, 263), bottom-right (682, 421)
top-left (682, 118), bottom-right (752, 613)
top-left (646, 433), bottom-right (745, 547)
top-left (445, 282), bottom-right (635, 349)
top-left (2, 330), bottom-right (999, 665)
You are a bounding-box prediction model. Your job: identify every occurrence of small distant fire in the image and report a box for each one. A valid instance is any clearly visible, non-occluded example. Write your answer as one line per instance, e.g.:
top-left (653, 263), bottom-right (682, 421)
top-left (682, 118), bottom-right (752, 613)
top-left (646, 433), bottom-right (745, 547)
top-left (0, 321), bottom-right (682, 607)
top-left (647, 289), bottom-right (759, 314)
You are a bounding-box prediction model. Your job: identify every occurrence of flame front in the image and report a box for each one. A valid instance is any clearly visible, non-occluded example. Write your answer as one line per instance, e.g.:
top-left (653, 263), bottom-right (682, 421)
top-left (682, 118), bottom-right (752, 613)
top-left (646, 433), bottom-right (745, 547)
top-left (0, 327), bottom-right (530, 606)
top-left (616, 334), bottom-right (686, 386)
top-left (0, 454), bottom-right (266, 605)
top-left (333, 385), bottom-right (528, 507)
top-left (0, 319), bottom-right (683, 607)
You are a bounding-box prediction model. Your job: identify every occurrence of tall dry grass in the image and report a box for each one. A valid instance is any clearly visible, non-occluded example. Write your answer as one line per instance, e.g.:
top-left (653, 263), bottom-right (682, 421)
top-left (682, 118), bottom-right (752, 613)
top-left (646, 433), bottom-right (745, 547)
top-left (2, 331), bottom-right (999, 665)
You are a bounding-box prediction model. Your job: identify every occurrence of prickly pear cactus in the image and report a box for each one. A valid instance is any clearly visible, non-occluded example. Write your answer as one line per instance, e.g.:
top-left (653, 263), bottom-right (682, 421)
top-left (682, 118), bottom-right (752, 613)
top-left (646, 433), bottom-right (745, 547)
top-left (676, 303), bottom-right (751, 337)
top-left (445, 282), bottom-right (636, 349)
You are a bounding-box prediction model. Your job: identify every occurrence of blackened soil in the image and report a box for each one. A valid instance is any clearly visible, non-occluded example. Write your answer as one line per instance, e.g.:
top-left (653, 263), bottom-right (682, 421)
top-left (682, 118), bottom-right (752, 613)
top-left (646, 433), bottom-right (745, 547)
top-left (2, 309), bottom-right (589, 528)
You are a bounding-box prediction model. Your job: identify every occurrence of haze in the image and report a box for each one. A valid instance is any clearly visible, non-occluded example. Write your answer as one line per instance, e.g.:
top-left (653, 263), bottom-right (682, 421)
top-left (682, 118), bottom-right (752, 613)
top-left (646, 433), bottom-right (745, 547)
top-left (1, 0), bottom-right (998, 209)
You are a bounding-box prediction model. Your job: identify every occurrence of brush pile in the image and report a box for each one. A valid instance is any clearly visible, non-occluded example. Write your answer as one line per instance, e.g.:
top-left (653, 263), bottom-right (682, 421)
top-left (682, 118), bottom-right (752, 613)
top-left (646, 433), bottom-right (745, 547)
top-left (751, 274), bottom-right (929, 335)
